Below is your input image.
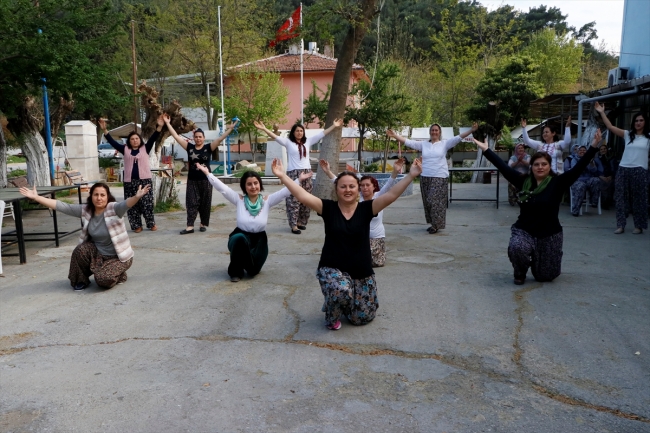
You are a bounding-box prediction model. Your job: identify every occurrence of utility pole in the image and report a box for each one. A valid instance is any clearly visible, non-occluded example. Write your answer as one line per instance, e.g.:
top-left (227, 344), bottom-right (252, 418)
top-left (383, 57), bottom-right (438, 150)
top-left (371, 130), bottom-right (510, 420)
top-left (131, 20), bottom-right (139, 132)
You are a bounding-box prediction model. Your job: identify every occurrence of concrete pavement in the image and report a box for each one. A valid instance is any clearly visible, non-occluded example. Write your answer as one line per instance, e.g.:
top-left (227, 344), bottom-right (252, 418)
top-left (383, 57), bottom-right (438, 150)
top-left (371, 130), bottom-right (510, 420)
top-left (1, 178), bottom-right (649, 432)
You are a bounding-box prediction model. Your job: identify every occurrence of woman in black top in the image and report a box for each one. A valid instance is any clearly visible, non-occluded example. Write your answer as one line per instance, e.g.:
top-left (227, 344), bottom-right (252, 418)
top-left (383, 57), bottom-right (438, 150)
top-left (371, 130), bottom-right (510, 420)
top-left (474, 129), bottom-right (602, 285)
top-left (271, 157), bottom-right (422, 330)
top-left (164, 113), bottom-right (237, 234)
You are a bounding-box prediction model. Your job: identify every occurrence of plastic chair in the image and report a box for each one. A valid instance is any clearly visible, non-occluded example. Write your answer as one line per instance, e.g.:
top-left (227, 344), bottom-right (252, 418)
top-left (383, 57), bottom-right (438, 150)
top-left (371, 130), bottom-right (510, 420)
top-left (3, 201), bottom-right (14, 221)
top-left (570, 185), bottom-right (602, 215)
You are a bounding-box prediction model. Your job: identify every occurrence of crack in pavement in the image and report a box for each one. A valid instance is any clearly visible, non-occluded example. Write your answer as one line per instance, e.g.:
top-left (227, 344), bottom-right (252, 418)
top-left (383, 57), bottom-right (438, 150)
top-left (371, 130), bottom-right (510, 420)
top-left (511, 283), bottom-right (650, 424)
top-left (2, 331), bottom-right (648, 423)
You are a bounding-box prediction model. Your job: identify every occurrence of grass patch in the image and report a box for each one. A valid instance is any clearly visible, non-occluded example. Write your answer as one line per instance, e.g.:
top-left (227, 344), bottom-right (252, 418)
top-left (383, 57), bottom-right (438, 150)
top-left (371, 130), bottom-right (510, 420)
top-left (154, 196), bottom-right (183, 213)
top-left (232, 167), bottom-right (260, 178)
top-left (211, 203), bottom-right (227, 212)
top-left (98, 157), bottom-right (120, 168)
top-left (7, 155), bottom-right (26, 164)
top-left (8, 169), bottom-right (27, 177)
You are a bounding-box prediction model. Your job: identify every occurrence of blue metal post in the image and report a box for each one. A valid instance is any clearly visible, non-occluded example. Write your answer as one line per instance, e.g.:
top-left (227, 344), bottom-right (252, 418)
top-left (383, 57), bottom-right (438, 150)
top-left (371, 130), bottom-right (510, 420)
top-left (38, 29), bottom-right (55, 183)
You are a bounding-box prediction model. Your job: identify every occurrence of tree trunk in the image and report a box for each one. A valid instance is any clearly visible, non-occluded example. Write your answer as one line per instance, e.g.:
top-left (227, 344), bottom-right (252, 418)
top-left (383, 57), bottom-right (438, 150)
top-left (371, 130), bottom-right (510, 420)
top-left (22, 128), bottom-right (51, 186)
top-left (0, 123), bottom-right (7, 188)
top-left (312, 0), bottom-right (378, 198)
top-left (357, 126), bottom-right (366, 167)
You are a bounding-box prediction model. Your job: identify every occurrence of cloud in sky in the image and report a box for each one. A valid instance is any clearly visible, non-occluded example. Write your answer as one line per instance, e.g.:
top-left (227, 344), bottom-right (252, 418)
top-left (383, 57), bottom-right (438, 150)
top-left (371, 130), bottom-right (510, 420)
top-left (481, 0), bottom-right (624, 53)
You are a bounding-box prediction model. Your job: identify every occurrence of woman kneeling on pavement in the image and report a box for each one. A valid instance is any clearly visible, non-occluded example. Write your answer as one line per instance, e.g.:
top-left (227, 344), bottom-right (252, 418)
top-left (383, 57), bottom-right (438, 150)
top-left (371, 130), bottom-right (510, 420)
top-left (19, 182), bottom-right (151, 291)
top-left (272, 157), bottom-right (422, 331)
top-left (195, 163), bottom-right (312, 282)
top-left (473, 129), bottom-right (602, 285)
top-left (318, 157), bottom-right (406, 267)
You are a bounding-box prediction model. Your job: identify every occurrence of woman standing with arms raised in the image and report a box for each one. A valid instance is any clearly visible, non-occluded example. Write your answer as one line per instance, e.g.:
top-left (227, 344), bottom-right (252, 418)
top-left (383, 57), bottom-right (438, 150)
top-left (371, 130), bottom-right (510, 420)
top-left (387, 123), bottom-right (477, 234)
top-left (272, 157), bottom-right (422, 331)
top-left (19, 182), bottom-right (150, 290)
top-left (254, 120), bottom-right (343, 234)
top-left (194, 163), bottom-right (312, 282)
top-left (595, 103), bottom-right (650, 234)
top-left (520, 117), bottom-right (573, 174)
top-left (473, 130), bottom-right (603, 285)
top-left (99, 116), bottom-right (163, 232)
top-left (164, 114), bottom-right (237, 234)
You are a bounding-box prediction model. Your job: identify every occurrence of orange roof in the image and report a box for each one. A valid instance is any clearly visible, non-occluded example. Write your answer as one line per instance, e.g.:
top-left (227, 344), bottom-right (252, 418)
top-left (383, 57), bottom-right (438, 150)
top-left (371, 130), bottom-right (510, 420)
top-left (230, 52), bottom-right (365, 74)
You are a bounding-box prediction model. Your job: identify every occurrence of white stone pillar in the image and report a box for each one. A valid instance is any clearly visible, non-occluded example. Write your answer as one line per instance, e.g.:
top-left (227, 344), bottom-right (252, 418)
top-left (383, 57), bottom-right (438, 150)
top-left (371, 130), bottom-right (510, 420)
top-left (265, 141), bottom-right (287, 176)
top-left (64, 120), bottom-right (100, 182)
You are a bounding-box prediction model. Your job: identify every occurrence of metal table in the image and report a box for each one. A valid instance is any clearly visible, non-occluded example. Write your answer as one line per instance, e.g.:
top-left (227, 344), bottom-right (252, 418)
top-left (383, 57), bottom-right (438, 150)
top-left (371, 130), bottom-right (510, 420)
top-left (0, 185), bottom-right (84, 264)
top-left (448, 167), bottom-right (500, 209)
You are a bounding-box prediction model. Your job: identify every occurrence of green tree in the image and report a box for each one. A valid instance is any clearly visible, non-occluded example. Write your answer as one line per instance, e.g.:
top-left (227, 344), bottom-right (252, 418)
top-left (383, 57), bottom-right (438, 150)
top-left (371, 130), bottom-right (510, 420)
top-left (311, 0), bottom-right (379, 199)
top-left (0, 0), bottom-right (123, 185)
top-left (223, 69), bottom-right (289, 162)
top-left (466, 55), bottom-right (543, 130)
top-left (345, 62), bottom-right (411, 165)
top-left (429, 5), bottom-right (481, 127)
top-left (302, 80), bottom-right (331, 128)
top-left (522, 28), bottom-right (583, 95)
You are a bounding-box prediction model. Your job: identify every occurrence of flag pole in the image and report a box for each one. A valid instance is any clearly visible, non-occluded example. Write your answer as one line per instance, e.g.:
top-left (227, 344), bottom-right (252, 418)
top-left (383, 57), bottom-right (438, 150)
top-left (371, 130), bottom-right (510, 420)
top-left (300, 3), bottom-right (304, 125)
top-left (218, 5), bottom-right (228, 174)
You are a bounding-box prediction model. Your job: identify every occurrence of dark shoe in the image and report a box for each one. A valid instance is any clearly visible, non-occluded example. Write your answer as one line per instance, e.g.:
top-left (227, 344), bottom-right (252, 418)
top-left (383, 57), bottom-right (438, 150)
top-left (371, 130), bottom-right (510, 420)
top-left (291, 229), bottom-right (301, 234)
top-left (297, 225), bottom-right (307, 230)
top-left (427, 227), bottom-right (438, 234)
top-left (150, 225), bottom-right (157, 231)
top-left (614, 227), bottom-right (624, 234)
top-left (513, 278), bottom-right (525, 285)
top-left (199, 227), bottom-right (207, 232)
top-left (180, 229), bottom-right (195, 235)
top-left (571, 213), bottom-right (579, 217)
top-left (117, 273), bottom-right (127, 285)
top-left (73, 282), bottom-right (89, 291)
top-left (632, 228), bottom-right (643, 234)
top-left (230, 276), bottom-right (241, 282)
top-left (133, 227), bottom-right (143, 233)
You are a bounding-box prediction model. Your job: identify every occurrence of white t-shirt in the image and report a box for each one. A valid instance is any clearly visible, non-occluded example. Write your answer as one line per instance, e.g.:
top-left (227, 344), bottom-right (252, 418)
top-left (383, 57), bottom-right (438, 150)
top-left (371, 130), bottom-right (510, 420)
top-left (522, 126), bottom-right (571, 174)
top-left (275, 131), bottom-right (325, 171)
top-left (404, 136), bottom-right (462, 178)
top-left (619, 131), bottom-right (650, 170)
top-left (207, 174), bottom-right (295, 233)
top-left (359, 177), bottom-right (398, 239)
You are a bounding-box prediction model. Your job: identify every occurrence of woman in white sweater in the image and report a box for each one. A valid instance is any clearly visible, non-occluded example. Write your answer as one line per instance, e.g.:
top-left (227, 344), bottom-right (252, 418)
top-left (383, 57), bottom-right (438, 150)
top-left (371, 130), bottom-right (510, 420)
top-left (195, 163), bottom-right (312, 282)
top-left (520, 116), bottom-right (572, 174)
top-left (595, 103), bottom-right (650, 234)
top-left (254, 120), bottom-right (343, 234)
top-left (387, 123), bottom-right (477, 234)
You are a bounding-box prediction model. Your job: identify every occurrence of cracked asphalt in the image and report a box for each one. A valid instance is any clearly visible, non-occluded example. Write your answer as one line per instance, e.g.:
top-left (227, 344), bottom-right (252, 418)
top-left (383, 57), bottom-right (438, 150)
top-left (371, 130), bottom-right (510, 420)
top-left (1, 179), bottom-right (649, 432)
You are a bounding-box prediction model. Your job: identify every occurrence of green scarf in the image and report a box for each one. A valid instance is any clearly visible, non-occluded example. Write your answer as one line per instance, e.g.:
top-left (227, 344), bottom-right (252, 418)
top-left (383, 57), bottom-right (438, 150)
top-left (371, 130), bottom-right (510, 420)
top-left (518, 176), bottom-right (552, 203)
top-left (244, 195), bottom-right (264, 216)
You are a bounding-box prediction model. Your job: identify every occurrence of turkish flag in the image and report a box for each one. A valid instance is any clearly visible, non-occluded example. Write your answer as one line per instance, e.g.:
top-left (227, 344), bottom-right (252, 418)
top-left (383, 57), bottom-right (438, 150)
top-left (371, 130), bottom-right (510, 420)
top-left (269, 6), bottom-right (301, 47)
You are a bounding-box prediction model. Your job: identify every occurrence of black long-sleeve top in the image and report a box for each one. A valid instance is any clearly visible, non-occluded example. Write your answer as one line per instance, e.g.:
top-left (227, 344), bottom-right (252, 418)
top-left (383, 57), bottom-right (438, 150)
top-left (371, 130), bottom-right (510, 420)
top-left (483, 146), bottom-right (599, 238)
top-left (105, 131), bottom-right (159, 180)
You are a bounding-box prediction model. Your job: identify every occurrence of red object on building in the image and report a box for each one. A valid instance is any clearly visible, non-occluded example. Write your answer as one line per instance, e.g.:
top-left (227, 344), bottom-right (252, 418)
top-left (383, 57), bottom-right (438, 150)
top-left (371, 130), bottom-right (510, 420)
top-left (269, 6), bottom-right (301, 47)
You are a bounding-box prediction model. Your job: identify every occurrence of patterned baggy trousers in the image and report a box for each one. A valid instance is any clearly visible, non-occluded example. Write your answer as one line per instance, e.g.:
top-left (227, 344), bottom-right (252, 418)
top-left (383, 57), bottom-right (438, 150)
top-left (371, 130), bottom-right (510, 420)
top-left (68, 242), bottom-right (132, 289)
top-left (420, 176), bottom-right (448, 230)
top-left (285, 169), bottom-right (313, 229)
top-left (317, 267), bottom-right (378, 327)
top-left (508, 226), bottom-right (563, 282)
top-left (124, 179), bottom-right (155, 230)
top-left (186, 179), bottom-right (213, 227)
top-left (614, 166), bottom-right (648, 230)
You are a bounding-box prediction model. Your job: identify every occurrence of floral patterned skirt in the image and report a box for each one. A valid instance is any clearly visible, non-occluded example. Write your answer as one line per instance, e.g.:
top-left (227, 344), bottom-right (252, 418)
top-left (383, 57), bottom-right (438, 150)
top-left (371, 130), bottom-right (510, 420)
top-left (316, 267), bottom-right (378, 327)
top-left (369, 237), bottom-right (386, 267)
